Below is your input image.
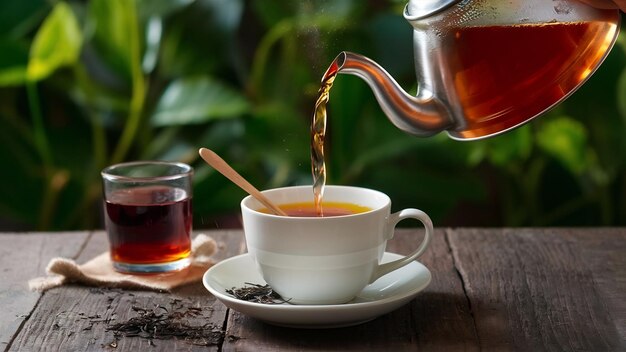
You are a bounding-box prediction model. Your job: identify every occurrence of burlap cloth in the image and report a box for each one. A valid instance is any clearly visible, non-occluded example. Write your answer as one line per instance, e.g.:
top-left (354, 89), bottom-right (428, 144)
top-left (28, 233), bottom-right (217, 292)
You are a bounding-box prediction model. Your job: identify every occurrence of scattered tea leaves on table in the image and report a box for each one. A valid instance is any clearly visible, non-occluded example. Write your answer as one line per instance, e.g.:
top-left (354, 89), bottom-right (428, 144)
top-left (106, 306), bottom-right (224, 346)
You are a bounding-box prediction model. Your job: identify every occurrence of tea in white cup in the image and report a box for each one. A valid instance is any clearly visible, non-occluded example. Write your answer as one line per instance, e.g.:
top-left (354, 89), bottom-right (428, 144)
top-left (240, 185), bottom-right (433, 305)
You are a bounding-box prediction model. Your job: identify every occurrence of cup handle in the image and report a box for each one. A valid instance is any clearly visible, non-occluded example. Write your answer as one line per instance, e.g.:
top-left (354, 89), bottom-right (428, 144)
top-left (369, 208), bottom-right (433, 283)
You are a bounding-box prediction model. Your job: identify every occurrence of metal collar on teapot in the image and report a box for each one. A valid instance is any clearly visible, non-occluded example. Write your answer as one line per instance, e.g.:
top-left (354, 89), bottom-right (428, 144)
top-left (404, 0), bottom-right (462, 20)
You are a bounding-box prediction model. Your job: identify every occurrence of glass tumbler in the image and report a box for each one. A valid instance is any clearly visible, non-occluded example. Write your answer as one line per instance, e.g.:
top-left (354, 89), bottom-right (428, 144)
top-left (101, 161), bottom-right (193, 273)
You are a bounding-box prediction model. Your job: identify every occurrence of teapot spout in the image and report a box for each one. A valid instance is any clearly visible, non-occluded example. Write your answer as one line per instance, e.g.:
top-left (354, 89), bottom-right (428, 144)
top-left (334, 51), bottom-right (451, 137)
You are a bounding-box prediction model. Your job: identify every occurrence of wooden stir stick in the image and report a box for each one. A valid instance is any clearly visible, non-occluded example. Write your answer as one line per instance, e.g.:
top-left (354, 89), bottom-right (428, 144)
top-left (198, 148), bottom-right (288, 216)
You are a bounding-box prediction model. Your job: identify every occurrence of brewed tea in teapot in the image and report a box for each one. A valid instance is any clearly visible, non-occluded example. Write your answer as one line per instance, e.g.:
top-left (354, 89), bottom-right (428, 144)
top-left (450, 20), bottom-right (617, 139)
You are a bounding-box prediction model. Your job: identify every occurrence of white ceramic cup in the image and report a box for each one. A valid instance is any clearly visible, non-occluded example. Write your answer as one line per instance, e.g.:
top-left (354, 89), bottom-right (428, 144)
top-left (240, 185), bottom-right (433, 305)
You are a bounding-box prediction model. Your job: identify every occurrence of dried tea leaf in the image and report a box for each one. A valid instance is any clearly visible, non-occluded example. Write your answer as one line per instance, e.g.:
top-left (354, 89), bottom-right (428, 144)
top-left (225, 282), bottom-right (289, 304)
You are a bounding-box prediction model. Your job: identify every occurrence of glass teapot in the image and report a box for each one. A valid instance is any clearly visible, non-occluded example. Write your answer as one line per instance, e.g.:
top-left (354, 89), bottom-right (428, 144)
top-left (331, 0), bottom-right (620, 140)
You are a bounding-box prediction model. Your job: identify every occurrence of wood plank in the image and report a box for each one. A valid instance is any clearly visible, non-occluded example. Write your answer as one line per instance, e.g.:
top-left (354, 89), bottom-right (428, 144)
top-left (568, 228), bottom-right (626, 342)
top-left (408, 228), bottom-right (479, 352)
top-left (0, 231), bottom-right (90, 348)
top-left (9, 230), bottom-right (245, 352)
top-left (447, 228), bottom-right (625, 351)
top-left (223, 228), bottom-right (479, 351)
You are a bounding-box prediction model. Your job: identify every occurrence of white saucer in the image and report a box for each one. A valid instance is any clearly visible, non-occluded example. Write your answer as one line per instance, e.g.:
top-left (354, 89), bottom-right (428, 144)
top-left (202, 252), bottom-right (431, 328)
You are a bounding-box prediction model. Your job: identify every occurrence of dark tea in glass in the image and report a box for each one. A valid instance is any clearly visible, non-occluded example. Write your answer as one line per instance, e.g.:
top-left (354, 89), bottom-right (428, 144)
top-left (102, 161), bottom-right (193, 273)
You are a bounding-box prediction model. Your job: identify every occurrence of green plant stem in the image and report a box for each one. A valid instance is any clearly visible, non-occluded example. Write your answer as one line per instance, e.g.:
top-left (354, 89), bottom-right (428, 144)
top-left (74, 65), bottom-right (107, 171)
top-left (617, 29), bottom-right (626, 56)
top-left (136, 76), bottom-right (153, 150)
top-left (112, 80), bottom-right (146, 164)
top-left (110, 2), bottom-right (146, 165)
top-left (27, 80), bottom-right (65, 230)
top-left (523, 157), bottom-right (546, 225)
top-left (90, 110), bottom-right (107, 171)
top-left (38, 169), bottom-right (69, 230)
top-left (26, 81), bottom-right (53, 170)
top-left (248, 19), bottom-right (293, 97)
top-left (62, 66), bottom-right (108, 229)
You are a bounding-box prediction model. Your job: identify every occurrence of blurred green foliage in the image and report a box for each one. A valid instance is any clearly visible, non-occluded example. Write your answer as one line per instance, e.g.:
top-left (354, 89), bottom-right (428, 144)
top-left (0, 0), bottom-right (625, 230)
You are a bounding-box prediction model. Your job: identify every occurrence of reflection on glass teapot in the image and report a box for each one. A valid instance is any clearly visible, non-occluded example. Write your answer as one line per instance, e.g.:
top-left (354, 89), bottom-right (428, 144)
top-left (328, 0), bottom-right (620, 140)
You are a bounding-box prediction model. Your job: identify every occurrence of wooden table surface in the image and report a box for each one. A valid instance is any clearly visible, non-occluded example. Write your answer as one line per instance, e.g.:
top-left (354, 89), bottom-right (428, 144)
top-left (1, 228), bottom-right (624, 351)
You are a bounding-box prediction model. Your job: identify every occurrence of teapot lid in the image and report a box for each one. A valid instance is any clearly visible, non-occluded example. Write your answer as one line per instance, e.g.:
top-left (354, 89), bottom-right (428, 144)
top-left (404, 0), bottom-right (461, 20)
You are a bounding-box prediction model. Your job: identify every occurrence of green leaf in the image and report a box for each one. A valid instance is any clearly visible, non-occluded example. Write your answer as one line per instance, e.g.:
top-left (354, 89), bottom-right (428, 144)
top-left (152, 77), bottom-right (249, 126)
top-left (0, 0), bottom-right (48, 39)
top-left (197, 119), bottom-right (246, 153)
top-left (252, 1), bottom-right (299, 27)
top-left (136, 0), bottom-right (195, 19)
top-left (244, 103), bottom-right (309, 180)
top-left (482, 125), bottom-right (533, 167)
top-left (0, 39), bottom-right (28, 86)
top-left (536, 116), bottom-right (588, 175)
top-left (87, 0), bottom-right (138, 82)
top-left (198, 0), bottom-right (243, 32)
top-left (142, 16), bottom-right (162, 74)
top-left (193, 166), bottom-right (247, 215)
top-left (617, 67), bottom-right (626, 121)
top-left (158, 0), bottom-right (243, 78)
top-left (27, 2), bottom-right (82, 81)
top-left (253, 0), bottom-right (355, 29)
